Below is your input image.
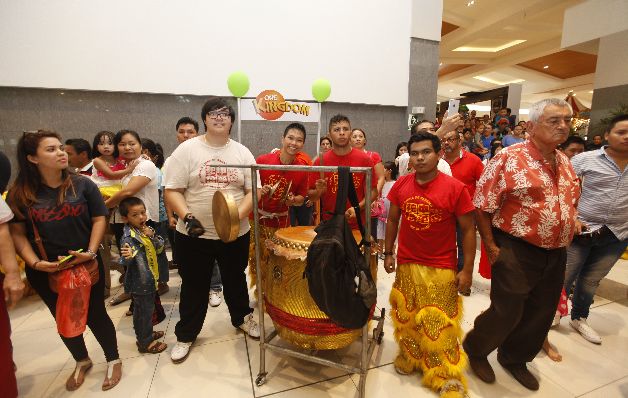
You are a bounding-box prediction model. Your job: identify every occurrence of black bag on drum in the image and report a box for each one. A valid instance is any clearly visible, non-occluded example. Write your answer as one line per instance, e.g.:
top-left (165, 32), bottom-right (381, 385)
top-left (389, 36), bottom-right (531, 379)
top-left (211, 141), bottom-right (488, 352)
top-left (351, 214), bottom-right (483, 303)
top-left (305, 166), bottom-right (377, 329)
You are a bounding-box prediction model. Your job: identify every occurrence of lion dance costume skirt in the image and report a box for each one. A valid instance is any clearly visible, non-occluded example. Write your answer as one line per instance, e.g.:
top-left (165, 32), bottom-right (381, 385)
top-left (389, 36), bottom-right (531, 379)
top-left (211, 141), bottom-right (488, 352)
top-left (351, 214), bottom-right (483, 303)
top-left (389, 263), bottom-right (467, 394)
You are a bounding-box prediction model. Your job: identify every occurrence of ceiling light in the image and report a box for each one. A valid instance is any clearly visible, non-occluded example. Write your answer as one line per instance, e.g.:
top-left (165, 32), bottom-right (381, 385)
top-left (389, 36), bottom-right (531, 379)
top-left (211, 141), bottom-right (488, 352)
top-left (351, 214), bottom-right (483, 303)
top-left (543, 65), bottom-right (549, 69)
top-left (449, 89), bottom-right (454, 92)
top-left (437, 102), bottom-right (441, 104)
top-left (453, 40), bottom-right (526, 53)
top-left (572, 93), bottom-right (577, 96)
top-left (467, 0), bottom-right (475, 6)
top-left (589, 90), bottom-right (594, 93)
top-left (439, 62), bottom-right (443, 66)
top-left (473, 76), bottom-right (525, 85)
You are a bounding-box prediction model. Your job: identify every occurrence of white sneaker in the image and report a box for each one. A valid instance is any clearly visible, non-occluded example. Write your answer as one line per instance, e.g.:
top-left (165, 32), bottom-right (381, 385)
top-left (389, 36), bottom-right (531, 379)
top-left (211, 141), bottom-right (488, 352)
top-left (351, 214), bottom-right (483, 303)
top-left (238, 314), bottom-right (260, 339)
top-left (170, 341), bottom-right (192, 364)
top-left (570, 318), bottom-right (602, 344)
top-left (209, 290), bottom-right (222, 307)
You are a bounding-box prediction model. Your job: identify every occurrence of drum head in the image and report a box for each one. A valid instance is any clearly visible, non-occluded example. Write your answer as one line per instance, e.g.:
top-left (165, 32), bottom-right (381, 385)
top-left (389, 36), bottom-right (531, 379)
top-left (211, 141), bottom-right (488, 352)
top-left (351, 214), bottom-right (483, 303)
top-left (212, 191), bottom-right (240, 243)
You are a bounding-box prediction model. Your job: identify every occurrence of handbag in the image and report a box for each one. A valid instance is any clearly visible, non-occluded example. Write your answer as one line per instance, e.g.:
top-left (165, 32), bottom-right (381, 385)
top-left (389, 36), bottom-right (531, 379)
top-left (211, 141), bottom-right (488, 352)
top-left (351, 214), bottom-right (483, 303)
top-left (28, 209), bottom-right (99, 293)
top-left (370, 197), bottom-right (385, 219)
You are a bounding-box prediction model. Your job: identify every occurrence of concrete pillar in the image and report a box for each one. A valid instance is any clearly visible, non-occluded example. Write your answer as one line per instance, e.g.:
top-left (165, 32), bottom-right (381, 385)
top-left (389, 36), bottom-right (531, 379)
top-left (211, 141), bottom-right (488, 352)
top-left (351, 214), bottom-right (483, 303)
top-left (407, 0), bottom-right (443, 128)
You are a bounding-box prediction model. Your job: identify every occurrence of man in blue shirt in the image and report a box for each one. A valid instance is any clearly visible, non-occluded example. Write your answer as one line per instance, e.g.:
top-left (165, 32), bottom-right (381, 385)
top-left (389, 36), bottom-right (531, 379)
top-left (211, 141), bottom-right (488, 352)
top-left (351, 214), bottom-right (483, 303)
top-left (502, 124), bottom-right (525, 147)
top-left (564, 114), bottom-right (628, 344)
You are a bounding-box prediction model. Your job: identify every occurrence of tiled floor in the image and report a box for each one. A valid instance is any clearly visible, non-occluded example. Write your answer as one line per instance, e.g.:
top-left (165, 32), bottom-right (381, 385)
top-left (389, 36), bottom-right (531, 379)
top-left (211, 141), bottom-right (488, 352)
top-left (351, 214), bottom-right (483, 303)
top-left (9, 255), bottom-right (628, 398)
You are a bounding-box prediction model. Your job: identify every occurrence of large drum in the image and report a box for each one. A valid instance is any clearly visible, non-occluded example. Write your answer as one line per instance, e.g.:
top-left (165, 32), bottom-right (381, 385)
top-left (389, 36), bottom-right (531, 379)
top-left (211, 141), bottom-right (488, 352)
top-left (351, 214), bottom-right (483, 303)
top-left (263, 226), bottom-right (377, 350)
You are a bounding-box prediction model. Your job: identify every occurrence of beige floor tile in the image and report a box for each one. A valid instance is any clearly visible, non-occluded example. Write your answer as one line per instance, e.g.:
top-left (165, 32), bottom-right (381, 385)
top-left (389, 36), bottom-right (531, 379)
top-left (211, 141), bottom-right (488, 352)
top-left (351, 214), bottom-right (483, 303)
top-left (269, 375), bottom-right (357, 398)
top-left (148, 338), bottom-right (253, 397)
top-left (12, 301), bottom-right (57, 333)
top-left (580, 376), bottom-right (628, 398)
top-left (530, 327), bottom-right (628, 395)
top-left (466, 351), bottom-right (575, 398)
top-left (7, 294), bottom-right (47, 330)
top-left (45, 353), bottom-right (158, 398)
top-left (12, 327), bottom-right (72, 376)
top-left (250, 336), bottom-right (354, 397)
top-left (16, 369), bottom-right (62, 398)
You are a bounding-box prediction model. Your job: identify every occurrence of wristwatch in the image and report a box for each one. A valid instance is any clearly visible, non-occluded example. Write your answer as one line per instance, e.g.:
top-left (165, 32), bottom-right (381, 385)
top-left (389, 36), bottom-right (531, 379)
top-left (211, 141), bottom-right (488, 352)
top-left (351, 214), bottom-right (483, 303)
top-left (86, 249), bottom-right (98, 259)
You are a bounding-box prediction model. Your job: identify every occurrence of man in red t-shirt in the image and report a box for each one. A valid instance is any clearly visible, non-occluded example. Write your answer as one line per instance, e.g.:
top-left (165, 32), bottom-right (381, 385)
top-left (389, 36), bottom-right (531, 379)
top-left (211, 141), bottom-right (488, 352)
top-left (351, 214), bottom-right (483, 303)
top-left (384, 132), bottom-right (475, 397)
top-left (249, 123), bottom-right (309, 294)
top-left (307, 115), bottom-right (377, 231)
top-left (256, 123), bottom-right (309, 228)
top-left (442, 129), bottom-right (484, 275)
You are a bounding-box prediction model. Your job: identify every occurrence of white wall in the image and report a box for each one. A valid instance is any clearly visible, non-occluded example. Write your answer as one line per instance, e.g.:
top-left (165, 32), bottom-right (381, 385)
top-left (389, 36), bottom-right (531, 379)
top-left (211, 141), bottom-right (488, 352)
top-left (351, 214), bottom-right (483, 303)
top-left (410, 0), bottom-right (443, 41)
top-left (0, 0), bottom-right (412, 106)
top-left (562, 0), bottom-right (628, 48)
top-left (594, 30), bottom-right (628, 89)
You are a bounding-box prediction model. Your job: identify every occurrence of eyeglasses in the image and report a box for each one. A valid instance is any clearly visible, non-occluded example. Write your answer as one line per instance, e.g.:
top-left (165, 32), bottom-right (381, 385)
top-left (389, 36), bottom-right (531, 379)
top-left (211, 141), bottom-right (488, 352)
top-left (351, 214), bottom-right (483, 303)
top-left (441, 137), bottom-right (459, 143)
top-left (207, 111), bottom-right (231, 120)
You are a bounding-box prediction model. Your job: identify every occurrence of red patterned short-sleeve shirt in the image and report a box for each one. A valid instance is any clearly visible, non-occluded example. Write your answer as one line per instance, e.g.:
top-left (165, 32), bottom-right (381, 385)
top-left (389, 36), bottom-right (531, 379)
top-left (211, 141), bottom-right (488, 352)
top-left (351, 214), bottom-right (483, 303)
top-left (473, 140), bottom-right (580, 249)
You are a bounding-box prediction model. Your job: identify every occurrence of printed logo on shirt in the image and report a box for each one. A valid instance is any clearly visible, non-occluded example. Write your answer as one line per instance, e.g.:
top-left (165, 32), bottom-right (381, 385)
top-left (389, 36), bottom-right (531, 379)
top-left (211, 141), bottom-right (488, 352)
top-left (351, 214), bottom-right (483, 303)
top-left (30, 203), bottom-right (86, 222)
top-left (402, 195), bottom-right (443, 231)
top-left (329, 173), bottom-right (362, 194)
top-left (198, 158), bottom-right (240, 188)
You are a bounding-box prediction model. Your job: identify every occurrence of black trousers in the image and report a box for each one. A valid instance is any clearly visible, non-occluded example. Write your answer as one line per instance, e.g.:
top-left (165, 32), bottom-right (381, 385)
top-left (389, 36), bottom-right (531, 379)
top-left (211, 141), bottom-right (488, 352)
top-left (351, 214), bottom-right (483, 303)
top-left (464, 229), bottom-right (566, 365)
top-left (174, 231), bottom-right (253, 343)
top-left (26, 255), bottom-right (119, 362)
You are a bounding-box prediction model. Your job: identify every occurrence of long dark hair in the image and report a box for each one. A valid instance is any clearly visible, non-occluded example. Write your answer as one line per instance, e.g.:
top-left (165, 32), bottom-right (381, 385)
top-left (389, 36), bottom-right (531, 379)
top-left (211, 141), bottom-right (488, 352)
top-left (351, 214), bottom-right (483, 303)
top-left (141, 138), bottom-right (164, 168)
top-left (7, 130), bottom-right (75, 217)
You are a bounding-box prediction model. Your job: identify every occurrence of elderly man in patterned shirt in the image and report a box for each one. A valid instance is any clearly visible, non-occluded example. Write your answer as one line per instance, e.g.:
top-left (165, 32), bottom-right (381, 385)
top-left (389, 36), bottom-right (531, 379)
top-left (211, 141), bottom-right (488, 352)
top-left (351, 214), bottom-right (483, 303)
top-left (563, 114), bottom-right (628, 345)
top-left (462, 98), bottom-right (581, 391)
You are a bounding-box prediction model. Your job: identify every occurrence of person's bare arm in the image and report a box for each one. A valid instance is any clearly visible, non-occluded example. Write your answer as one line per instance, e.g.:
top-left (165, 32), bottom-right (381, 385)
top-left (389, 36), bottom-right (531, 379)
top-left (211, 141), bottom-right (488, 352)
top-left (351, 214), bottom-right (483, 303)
top-left (164, 188), bottom-right (190, 219)
top-left (435, 112), bottom-right (463, 139)
top-left (455, 211), bottom-right (476, 293)
top-left (373, 162), bottom-right (385, 195)
top-left (0, 223), bottom-right (25, 308)
top-left (104, 175), bottom-right (151, 208)
top-left (383, 203), bottom-right (401, 274)
top-left (476, 209), bottom-right (499, 264)
top-left (238, 189), bottom-right (253, 220)
top-left (93, 157), bottom-right (138, 179)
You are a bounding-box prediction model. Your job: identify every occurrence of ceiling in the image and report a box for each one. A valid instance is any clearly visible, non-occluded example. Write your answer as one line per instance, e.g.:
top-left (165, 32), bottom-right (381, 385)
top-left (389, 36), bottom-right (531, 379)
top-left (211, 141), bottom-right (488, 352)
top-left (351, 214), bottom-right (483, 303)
top-left (438, 0), bottom-right (595, 111)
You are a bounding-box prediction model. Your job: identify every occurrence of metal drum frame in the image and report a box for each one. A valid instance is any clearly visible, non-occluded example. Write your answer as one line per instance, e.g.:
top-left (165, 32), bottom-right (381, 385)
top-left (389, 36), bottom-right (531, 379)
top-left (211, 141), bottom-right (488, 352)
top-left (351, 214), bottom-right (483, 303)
top-left (221, 164), bottom-right (385, 398)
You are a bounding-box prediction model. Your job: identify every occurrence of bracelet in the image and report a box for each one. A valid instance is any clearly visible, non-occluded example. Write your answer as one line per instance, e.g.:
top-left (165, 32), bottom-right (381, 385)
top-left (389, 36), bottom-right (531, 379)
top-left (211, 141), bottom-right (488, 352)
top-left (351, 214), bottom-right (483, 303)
top-left (86, 249), bottom-right (98, 259)
top-left (31, 260), bottom-right (42, 270)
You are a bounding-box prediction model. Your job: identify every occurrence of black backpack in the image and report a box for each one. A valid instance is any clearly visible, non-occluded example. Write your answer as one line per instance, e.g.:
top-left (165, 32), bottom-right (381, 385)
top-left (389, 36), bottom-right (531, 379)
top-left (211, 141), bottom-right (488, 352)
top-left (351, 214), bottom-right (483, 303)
top-left (304, 166), bottom-right (377, 329)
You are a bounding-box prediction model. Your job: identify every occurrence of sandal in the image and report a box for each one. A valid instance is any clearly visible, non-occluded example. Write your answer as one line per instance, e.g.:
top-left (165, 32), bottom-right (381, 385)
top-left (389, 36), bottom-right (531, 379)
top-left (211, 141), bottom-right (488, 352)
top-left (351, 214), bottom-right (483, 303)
top-left (66, 358), bottom-right (92, 391)
top-left (152, 331), bottom-right (165, 340)
top-left (102, 359), bottom-right (122, 391)
top-left (137, 340), bottom-right (168, 354)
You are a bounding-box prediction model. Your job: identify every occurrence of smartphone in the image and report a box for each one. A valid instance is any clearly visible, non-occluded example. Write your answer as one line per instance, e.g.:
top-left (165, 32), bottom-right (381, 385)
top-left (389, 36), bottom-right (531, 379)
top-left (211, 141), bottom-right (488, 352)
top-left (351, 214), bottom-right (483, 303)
top-left (448, 99), bottom-right (460, 115)
top-left (59, 248), bottom-right (83, 264)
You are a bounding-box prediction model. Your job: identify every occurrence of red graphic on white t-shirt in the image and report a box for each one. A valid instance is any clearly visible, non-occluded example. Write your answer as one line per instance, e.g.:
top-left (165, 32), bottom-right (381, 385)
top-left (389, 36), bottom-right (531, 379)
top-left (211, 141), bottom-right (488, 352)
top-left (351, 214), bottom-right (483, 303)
top-left (199, 158), bottom-right (239, 188)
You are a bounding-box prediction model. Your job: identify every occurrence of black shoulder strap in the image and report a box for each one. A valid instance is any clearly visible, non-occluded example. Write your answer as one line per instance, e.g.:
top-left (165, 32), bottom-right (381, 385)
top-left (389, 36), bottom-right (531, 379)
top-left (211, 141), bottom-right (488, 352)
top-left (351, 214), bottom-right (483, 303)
top-left (334, 167), bottom-right (350, 215)
top-left (347, 172), bottom-right (367, 243)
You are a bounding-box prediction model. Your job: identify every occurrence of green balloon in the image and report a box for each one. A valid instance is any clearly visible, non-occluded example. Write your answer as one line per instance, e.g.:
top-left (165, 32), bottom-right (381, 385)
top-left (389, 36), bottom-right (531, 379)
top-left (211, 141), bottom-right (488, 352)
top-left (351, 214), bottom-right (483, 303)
top-left (312, 78), bottom-right (331, 102)
top-left (227, 71), bottom-right (250, 98)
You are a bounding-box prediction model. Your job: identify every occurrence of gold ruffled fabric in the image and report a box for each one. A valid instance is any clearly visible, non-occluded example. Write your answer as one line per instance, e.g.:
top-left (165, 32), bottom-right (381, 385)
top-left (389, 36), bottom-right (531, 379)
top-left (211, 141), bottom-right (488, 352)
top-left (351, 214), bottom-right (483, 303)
top-left (390, 263), bottom-right (467, 393)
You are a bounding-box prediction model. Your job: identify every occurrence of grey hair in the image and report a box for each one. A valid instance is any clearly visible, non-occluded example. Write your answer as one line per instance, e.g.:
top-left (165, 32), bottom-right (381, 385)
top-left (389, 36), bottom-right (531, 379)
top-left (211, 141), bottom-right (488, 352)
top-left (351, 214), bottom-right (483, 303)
top-left (528, 98), bottom-right (573, 123)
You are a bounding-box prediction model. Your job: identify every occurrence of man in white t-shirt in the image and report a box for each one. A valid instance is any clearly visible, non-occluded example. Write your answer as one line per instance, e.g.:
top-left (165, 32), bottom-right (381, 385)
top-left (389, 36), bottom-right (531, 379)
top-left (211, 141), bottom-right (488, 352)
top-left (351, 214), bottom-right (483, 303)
top-left (165, 97), bottom-right (259, 364)
top-left (163, 117), bottom-right (224, 305)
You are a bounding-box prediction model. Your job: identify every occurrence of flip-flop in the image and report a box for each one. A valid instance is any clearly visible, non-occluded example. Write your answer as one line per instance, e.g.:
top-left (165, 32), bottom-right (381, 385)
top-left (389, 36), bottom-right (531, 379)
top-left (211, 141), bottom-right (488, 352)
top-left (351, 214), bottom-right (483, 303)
top-left (66, 359), bottom-right (92, 391)
top-left (102, 359), bottom-right (122, 391)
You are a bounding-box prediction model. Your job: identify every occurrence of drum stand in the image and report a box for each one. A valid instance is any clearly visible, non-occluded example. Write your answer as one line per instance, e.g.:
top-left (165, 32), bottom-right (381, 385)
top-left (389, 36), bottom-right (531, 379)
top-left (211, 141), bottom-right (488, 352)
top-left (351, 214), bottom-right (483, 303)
top-left (241, 164), bottom-right (385, 398)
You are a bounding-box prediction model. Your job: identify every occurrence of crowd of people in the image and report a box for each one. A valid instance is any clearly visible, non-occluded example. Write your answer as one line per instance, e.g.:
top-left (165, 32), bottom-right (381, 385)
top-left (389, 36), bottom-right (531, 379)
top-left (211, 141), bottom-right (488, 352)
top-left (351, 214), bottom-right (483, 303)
top-left (0, 96), bottom-right (626, 398)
